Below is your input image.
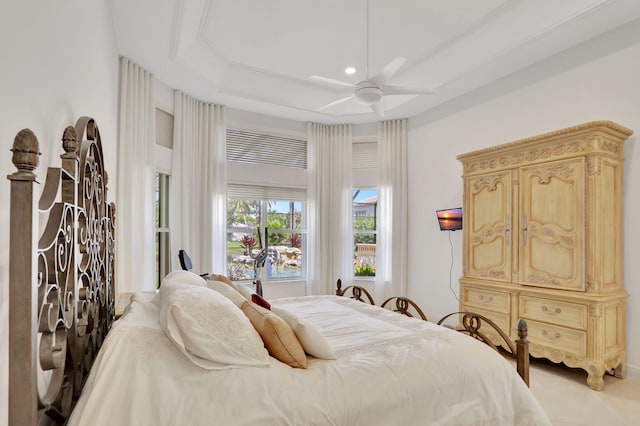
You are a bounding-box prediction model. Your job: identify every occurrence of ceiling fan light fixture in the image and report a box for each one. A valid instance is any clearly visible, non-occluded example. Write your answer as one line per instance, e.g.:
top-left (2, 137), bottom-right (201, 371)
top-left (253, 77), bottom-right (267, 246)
top-left (345, 66), bottom-right (356, 75)
top-left (355, 83), bottom-right (382, 105)
top-left (311, 0), bottom-right (430, 115)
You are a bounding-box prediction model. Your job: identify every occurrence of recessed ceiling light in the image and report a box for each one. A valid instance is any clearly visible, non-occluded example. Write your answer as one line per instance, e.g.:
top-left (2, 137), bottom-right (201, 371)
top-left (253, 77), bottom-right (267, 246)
top-left (345, 66), bottom-right (356, 75)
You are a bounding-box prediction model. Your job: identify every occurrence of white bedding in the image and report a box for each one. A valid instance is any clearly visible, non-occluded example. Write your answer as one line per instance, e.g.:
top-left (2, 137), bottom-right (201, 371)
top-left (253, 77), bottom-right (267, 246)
top-left (69, 294), bottom-right (551, 426)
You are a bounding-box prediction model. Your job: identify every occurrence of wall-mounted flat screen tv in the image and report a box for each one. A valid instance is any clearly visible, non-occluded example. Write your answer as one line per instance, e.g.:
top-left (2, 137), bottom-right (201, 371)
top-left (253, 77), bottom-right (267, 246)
top-left (436, 207), bottom-right (463, 231)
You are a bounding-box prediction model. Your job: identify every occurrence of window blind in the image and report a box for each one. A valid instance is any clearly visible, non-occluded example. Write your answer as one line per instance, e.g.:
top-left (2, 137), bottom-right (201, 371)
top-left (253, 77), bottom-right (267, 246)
top-left (353, 141), bottom-right (377, 170)
top-left (226, 129), bottom-right (307, 169)
top-left (227, 184), bottom-right (306, 201)
top-left (155, 108), bottom-right (174, 149)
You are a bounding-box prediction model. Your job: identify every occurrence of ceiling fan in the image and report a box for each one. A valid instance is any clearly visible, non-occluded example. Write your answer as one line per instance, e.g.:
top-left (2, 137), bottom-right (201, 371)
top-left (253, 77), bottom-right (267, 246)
top-left (310, 0), bottom-right (433, 118)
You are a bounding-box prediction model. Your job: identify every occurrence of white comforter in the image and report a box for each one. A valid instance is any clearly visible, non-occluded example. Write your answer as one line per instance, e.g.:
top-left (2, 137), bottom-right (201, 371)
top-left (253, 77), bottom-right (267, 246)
top-left (69, 295), bottom-right (551, 426)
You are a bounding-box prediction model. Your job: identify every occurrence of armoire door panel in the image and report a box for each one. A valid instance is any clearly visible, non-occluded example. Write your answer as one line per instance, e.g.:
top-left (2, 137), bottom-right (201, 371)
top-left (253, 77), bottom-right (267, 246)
top-left (520, 159), bottom-right (585, 290)
top-left (526, 222), bottom-right (580, 284)
top-left (466, 171), bottom-right (511, 281)
top-left (471, 238), bottom-right (509, 279)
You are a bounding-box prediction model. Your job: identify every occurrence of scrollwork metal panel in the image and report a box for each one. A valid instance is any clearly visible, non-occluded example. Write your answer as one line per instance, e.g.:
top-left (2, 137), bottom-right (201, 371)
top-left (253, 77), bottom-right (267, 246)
top-left (8, 117), bottom-right (115, 424)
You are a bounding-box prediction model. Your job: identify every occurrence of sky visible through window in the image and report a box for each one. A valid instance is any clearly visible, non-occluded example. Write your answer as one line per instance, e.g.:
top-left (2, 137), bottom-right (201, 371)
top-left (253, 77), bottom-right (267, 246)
top-left (271, 201), bottom-right (292, 212)
top-left (269, 189), bottom-right (376, 212)
top-left (353, 189), bottom-right (377, 202)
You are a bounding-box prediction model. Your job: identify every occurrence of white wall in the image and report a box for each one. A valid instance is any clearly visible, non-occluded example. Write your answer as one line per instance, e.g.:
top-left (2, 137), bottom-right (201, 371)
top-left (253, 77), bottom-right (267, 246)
top-left (0, 1), bottom-right (119, 424)
top-left (406, 20), bottom-right (640, 379)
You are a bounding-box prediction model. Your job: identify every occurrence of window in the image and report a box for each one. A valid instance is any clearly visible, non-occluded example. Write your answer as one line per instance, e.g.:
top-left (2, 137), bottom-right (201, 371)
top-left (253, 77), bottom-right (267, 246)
top-left (155, 172), bottom-right (171, 287)
top-left (352, 141), bottom-right (378, 278)
top-left (226, 128), bottom-right (307, 283)
top-left (226, 189), bottom-right (305, 282)
top-left (353, 188), bottom-right (377, 277)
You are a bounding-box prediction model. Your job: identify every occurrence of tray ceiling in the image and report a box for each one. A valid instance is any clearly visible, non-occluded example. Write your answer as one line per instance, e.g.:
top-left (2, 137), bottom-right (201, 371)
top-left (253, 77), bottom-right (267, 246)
top-left (110, 0), bottom-right (640, 123)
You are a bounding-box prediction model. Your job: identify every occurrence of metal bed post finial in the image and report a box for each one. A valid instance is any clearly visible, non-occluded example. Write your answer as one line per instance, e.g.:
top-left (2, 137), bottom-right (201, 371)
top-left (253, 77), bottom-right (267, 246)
top-left (516, 318), bottom-right (530, 386)
top-left (62, 125), bottom-right (79, 157)
top-left (9, 128), bottom-right (41, 177)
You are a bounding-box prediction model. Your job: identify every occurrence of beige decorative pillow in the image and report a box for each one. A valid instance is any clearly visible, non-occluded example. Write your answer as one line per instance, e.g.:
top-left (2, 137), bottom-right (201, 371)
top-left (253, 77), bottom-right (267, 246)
top-left (235, 284), bottom-right (256, 301)
top-left (240, 301), bottom-right (307, 369)
top-left (207, 280), bottom-right (246, 307)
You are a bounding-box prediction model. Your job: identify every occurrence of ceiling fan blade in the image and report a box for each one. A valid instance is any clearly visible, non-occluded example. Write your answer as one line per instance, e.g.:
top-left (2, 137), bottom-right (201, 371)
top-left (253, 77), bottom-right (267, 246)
top-left (316, 95), bottom-right (356, 112)
top-left (371, 103), bottom-right (384, 119)
top-left (310, 75), bottom-right (356, 89)
top-left (383, 84), bottom-right (435, 96)
top-left (370, 56), bottom-right (407, 85)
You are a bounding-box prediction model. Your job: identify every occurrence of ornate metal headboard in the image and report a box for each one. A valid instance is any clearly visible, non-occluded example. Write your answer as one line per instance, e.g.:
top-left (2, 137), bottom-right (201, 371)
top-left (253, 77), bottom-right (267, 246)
top-left (8, 117), bottom-right (116, 424)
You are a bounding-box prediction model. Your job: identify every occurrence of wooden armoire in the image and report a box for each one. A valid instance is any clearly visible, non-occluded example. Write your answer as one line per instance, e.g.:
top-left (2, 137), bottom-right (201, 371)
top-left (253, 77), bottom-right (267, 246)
top-left (457, 121), bottom-right (632, 390)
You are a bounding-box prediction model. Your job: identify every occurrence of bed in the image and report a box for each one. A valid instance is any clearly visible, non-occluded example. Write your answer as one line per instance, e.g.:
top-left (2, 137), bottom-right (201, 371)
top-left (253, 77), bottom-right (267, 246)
top-left (7, 117), bottom-right (551, 425)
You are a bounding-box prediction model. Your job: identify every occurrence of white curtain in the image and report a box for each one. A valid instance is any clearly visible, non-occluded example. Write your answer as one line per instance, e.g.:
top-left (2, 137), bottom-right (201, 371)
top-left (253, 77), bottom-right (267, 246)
top-left (116, 57), bottom-right (156, 292)
top-left (307, 123), bottom-right (353, 295)
top-left (375, 119), bottom-right (409, 300)
top-left (171, 92), bottom-right (227, 275)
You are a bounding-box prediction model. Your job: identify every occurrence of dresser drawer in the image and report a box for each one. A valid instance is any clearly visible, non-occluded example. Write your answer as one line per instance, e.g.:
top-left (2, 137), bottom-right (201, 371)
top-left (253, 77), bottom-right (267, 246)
top-left (458, 306), bottom-right (512, 345)
top-left (526, 320), bottom-right (587, 357)
top-left (519, 296), bottom-right (587, 329)
top-left (462, 287), bottom-right (510, 313)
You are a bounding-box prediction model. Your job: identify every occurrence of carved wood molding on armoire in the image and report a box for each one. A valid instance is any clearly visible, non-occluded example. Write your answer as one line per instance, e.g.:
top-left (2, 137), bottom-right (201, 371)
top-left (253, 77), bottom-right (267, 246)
top-left (457, 121), bottom-right (632, 390)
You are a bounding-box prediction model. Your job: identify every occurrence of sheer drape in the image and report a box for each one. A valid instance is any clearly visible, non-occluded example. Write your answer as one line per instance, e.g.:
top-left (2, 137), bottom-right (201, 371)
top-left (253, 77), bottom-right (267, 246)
top-left (375, 119), bottom-right (408, 300)
top-left (116, 57), bottom-right (156, 292)
top-left (307, 123), bottom-right (353, 295)
top-left (171, 92), bottom-right (227, 275)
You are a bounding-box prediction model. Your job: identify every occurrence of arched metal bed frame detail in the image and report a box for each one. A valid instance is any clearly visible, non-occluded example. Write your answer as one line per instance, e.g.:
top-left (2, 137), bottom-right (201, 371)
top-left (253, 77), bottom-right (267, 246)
top-left (8, 117), bottom-right (116, 424)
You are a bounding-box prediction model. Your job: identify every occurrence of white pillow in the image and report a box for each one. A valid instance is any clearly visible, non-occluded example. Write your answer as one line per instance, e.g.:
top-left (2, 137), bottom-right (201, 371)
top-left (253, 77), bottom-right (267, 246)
top-left (159, 283), bottom-right (270, 369)
top-left (162, 270), bottom-right (207, 287)
top-left (271, 306), bottom-right (336, 360)
top-left (207, 280), bottom-right (246, 307)
top-left (151, 270), bottom-right (208, 306)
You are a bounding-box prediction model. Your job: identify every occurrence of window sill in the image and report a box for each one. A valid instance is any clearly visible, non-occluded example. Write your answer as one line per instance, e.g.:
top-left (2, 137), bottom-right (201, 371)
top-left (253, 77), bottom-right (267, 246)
top-left (353, 277), bottom-right (376, 282)
top-left (232, 278), bottom-right (307, 286)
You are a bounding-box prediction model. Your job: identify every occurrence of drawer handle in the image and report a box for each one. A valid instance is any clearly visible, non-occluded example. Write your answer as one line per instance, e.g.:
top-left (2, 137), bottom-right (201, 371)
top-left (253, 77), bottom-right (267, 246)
top-left (541, 329), bottom-right (561, 340)
top-left (541, 306), bottom-right (562, 315)
top-left (478, 295), bottom-right (494, 303)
